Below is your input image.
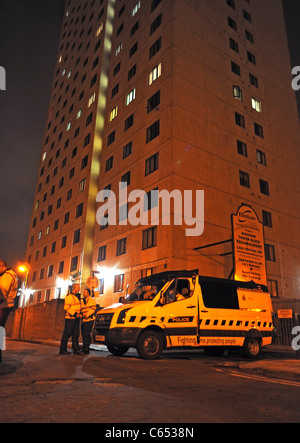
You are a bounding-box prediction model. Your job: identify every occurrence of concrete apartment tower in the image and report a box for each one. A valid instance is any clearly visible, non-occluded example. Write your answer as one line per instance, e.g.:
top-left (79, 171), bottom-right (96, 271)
top-left (23, 0), bottom-right (300, 308)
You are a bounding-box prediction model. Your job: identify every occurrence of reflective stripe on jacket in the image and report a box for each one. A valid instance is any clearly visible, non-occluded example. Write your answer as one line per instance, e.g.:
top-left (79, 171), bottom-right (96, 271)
top-left (81, 296), bottom-right (97, 323)
top-left (64, 293), bottom-right (81, 319)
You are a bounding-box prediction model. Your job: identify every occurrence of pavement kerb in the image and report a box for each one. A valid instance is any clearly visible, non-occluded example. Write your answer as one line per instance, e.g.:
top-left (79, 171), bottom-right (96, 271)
top-left (237, 359), bottom-right (300, 383)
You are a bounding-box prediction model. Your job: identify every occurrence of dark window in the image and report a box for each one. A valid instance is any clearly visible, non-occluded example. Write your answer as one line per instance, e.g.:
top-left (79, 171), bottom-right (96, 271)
top-left (142, 226), bottom-right (157, 249)
top-left (201, 281), bottom-right (239, 309)
top-left (145, 152), bottom-right (159, 175)
top-left (114, 274), bottom-right (124, 292)
top-left (70, 256), bottom-right (78, 272)
top-left (262, 210), bottom-right (272, 228)
top-left (146, 120), bottom-right (160, 142)
top-left (98, 245), bottom-right (106, 262)
top-left (147, 90), bottom-right (160, 113)
top-left (239, 170), bottom-right (250, 188)
top-left (125, 114), bottom-right (134, 131)
top-left (149, 37), bottom-right (161, 59)
top-left (260, 179), bottom-right (269, 195)
top-left (117, 238), bottom-right (127, 256)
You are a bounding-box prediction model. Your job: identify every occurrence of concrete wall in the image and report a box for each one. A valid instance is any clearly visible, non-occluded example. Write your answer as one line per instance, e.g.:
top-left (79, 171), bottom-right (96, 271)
top-left (6, 300), bottom-right (65, 342)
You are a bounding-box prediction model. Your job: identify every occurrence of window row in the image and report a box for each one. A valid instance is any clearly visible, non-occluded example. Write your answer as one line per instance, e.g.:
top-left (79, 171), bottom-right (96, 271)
top-left (97, 227), bottom-right (158, 264)
top-left (239, 171), bottom-right (270, 196)
top-left (30, 254), bottom-right (80, 283)
top-left (28, 227), bottom-right (83, 266)
top-left (234, 112), bottom-right (264, 138)
top-left (107, 116), bottom-right (160, 150)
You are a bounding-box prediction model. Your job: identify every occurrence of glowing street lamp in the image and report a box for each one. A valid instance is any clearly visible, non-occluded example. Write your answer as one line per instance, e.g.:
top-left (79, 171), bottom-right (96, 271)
top-left (18, 265), bottom-right (29, 289)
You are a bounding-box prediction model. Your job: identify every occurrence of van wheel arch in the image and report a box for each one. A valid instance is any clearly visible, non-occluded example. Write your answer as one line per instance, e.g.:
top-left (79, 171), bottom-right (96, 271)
top-left (138, 326), bottom-right (167, 347)
top-left (247, 328), bottom-right (262, 338)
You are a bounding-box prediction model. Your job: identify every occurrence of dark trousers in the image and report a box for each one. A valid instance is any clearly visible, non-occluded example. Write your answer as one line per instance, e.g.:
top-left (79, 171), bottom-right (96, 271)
top-left (0, 308), bottom-right (11, 328)
top-left (60, 318), bottom-right (80, 352)
top-left (0, 308), bottom-right (11, 363)
top-left (81, 321), bottom-right (93, 352)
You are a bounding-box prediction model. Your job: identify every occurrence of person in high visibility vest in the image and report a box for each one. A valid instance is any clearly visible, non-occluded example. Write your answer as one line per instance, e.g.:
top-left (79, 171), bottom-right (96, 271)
top-left (81, 288), bottom-right (97, 354)
top-left (59, 283), bottom-right (82, 355)
top-left (0, 260), bottom-right (18, 363)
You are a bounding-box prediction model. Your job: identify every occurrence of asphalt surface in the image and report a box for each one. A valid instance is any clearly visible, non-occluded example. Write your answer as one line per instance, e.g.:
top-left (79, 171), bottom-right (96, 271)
top-left (1, 340), bottom-right (300, 424)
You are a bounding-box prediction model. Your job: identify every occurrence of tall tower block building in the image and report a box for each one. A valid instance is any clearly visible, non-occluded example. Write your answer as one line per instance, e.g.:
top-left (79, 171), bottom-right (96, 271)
top-left (23, 0), bottom-right (300, 308)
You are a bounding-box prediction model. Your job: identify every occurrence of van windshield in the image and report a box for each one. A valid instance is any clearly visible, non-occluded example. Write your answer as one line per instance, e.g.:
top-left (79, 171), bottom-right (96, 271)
top-left (124, 281), bottom-right (167, 303)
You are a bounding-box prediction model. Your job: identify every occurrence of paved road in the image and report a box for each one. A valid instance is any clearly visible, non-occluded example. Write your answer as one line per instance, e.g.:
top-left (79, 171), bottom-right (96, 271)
top-left (1, 341), bottom-right (300, 424)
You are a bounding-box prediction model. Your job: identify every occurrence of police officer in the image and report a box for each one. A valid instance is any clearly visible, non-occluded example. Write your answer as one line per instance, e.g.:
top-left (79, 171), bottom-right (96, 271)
top-left (59, 283), bottom-right (82, 355)
top-left (0, 260), bottom-right (18, 363)
top-left (81, 288), bottom-right (97, 354)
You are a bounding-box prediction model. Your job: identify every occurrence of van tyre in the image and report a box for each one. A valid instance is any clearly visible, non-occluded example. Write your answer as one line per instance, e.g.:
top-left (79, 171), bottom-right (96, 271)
top-left (243, 337), bottom-right (261, 359)
top-left (137, 330), bottom-right (163, 360)
top-left (107, 345), bottom-right (129, 356)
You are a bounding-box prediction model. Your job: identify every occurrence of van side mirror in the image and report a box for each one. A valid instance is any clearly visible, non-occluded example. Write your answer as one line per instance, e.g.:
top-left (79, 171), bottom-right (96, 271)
top-left (119, 296), bottom-right (125, 303)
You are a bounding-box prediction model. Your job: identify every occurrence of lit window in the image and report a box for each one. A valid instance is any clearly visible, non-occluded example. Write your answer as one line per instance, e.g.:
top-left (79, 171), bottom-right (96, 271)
top-left (126, 88), bottom-right (136, 106)
top-left (76, 109), bottom-right (82, 119)
top-left (79, 178), bottom-right (86, 193)
top-left (96, 23), bottom-right (103, 37)
top-left (233, 85), bottom-right (243, 101)
top-left (66, 121), bottom-right (71, 132)
top-left (251, 98), bottom-right (262, 112)
top-left (115, 42), bottom-right (123, 56)
top-left (148, 63), bottom-right (161, 85)
top-left (110, 106), bottom-right (118, 121)
top-left (257, 150), bottom-right (266, 166)
top-left (132, 1), bottom-right (141, 16)
top-left (88, 93), bottom-right (96, 107)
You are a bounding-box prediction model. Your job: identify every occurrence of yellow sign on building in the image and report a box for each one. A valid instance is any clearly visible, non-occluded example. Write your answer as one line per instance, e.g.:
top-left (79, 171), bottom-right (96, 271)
top-left (232, 205), bottom-right (267, 286)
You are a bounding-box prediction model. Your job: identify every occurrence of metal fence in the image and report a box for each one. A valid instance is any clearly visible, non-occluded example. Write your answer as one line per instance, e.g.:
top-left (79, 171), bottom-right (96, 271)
top-left (272, 299), bottom-right (300, 347)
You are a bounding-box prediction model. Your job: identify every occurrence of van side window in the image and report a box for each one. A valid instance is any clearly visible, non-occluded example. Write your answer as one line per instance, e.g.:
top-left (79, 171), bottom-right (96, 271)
top-left (164, 278), bottom-right (192, 304)
top-left (201, 281), bottom-right (239, 309)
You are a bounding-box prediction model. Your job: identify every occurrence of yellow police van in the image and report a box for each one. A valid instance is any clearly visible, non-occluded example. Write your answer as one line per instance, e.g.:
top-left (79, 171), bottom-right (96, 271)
top-left (93, 270), bottom-right (274, 359)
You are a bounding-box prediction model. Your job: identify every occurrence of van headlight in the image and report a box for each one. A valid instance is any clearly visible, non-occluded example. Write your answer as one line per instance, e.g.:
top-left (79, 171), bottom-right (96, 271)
top-left (117, 308), bottom-right (131, 324)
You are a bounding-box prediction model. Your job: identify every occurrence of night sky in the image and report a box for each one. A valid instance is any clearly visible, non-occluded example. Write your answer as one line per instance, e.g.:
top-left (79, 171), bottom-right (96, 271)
top-left (0, 0), bottom-right (299, 270)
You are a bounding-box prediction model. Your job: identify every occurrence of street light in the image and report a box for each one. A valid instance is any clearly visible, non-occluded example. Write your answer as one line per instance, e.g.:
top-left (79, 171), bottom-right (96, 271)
top-left (18, 265), bottom-right (29, 290)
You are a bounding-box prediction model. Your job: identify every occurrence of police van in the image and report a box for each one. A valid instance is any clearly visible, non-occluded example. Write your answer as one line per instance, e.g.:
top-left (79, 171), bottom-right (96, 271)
top-left (93, 270), bottom-right (274, 360)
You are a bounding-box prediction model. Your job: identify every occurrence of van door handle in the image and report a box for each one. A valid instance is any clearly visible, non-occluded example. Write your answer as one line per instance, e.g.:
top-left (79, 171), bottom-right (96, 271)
top-left (187, 305), bottom-right (196, 309)
top-left (201, 310), bottom-right (208, 313)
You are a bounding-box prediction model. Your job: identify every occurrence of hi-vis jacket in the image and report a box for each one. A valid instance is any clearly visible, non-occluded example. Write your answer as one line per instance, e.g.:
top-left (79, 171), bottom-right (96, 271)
top-left (81, 296), bottom-right (97, 323)
top-left (64, 293), bottom-right (81, 319)
top-left (0, 269), bottom-right (18, 309)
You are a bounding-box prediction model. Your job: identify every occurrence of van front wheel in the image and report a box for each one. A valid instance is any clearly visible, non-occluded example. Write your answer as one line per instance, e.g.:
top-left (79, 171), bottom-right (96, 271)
top-left (243, 337), bottom-right (261, 359)
top-left (107, 345), bottom-right (129, 356)
top-left (137, 330), bottom-right (163, 360)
